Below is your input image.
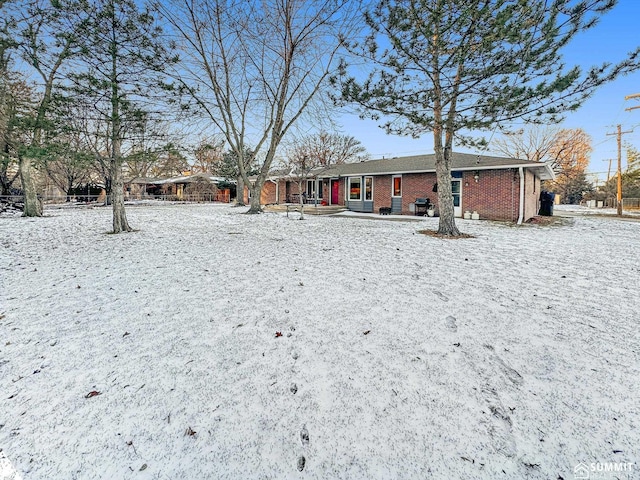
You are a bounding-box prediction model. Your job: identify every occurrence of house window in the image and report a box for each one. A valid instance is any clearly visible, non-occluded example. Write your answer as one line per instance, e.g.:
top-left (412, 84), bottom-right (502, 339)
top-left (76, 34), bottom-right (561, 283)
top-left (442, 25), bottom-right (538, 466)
top-left (348, 177), bottom-right (361, 200)
top-left (306, 180), bottom-right (314, 197)
top-left (365, 176), bottom-right (373, 201)
top-left (305, 179), bottom-right (322, 199)
top-left (392, 175), bottom-right (402, 197)
top-left (451, 180), bottom-right (461, 207)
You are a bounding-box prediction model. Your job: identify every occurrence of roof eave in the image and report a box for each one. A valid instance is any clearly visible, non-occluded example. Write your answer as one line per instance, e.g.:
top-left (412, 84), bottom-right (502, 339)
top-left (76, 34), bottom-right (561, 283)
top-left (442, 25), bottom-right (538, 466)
top-left (317, 163), bottom-right (556, 178)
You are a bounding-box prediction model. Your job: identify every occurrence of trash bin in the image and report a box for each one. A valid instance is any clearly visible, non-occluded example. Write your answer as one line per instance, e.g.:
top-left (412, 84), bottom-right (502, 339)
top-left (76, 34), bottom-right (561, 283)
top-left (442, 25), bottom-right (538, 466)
top-left (538, 191), bottom-right (554, 216)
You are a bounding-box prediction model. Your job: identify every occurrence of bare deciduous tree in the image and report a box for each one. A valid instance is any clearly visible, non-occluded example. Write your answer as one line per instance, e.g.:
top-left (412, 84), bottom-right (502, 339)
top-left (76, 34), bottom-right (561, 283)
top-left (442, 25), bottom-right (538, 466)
top-left (160, 0), bottom-right (361, 213)
top-left (493, 126), bottom-right (593, 203)
top-left (283, 131), bottom-right (368, 218)
top-left (123, 118), bottom-right (176, 179)
top-left (61, 101), bottom-right (114, 200)
top-left (546, 129), bottom-right (593, 203)
top-left (43, 151), bottom-right (91, 201)
top-left (283, 143), bottom-right (317, 220)
top-left (492, 127), bottom-right (562, 163)
top-left (193, 137), bottom-right (225, 175)
top-left (149, 147), bottom-right (190, 178)
top-left (290, 131), bottom-right (369, 166)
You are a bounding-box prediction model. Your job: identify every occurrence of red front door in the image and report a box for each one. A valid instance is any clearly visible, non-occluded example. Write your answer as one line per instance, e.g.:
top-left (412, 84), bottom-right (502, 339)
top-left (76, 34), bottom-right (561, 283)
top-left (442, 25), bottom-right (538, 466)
top-left (331, 180), bottom-right (340, 205)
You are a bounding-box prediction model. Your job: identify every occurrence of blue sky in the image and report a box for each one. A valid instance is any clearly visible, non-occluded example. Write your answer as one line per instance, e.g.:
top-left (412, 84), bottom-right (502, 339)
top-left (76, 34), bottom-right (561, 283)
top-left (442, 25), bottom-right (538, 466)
top-left (337, 1), bottom-right (640, 184)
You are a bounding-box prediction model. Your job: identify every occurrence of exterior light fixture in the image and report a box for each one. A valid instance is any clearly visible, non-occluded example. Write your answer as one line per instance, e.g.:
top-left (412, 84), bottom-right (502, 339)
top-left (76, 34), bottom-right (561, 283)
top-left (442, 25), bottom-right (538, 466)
top-left (474, 171), bottom-right (480, 183)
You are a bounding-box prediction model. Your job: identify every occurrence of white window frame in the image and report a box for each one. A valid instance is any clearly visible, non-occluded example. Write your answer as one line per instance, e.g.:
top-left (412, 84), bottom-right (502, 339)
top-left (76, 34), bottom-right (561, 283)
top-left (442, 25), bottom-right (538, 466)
top-left (365, 176), bottom-right (373, 201)
top-left (392, 175), bottom-right (402, 197)
top-left (348, 176), bottom-right (362, 201)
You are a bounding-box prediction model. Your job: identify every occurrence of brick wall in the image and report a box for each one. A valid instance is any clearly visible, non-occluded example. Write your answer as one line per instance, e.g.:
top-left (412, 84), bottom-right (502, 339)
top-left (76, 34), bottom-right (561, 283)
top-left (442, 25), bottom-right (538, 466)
top-left (375, 170), bottom-right (526, 221)
top-left (373, 176), bottom-right (392, 210)
top-left (458, 169), bottom-right (520, 221)
top-left (245, 180), bottom-right (289, 204)
top-left (256, 169), bottom-right (541, 222)
top-left (400, 173), bottom-right (438, 214)
top-left (261, 181), bottom-right (277, 204)
top-left (332, 179), bottom-right (346, 205)
top-left (284, 180), bottom-right (303, 202)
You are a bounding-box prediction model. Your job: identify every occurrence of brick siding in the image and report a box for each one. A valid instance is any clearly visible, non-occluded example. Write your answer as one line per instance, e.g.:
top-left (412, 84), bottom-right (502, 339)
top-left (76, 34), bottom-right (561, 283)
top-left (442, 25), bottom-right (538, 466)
top-left (255, 168), bottom-right (541, 222)
top-left (459, 169), bottom-right (521, 222)
top-left (261, 181), bottom-right (277, 204)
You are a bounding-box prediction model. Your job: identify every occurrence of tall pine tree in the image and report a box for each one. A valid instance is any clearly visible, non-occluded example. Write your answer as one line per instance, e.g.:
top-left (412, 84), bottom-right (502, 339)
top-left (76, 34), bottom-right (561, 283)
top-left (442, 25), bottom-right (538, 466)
top-left (68, 0), bottom-right (174, 232)
top-left (337, 0), bottom-right (640, 235)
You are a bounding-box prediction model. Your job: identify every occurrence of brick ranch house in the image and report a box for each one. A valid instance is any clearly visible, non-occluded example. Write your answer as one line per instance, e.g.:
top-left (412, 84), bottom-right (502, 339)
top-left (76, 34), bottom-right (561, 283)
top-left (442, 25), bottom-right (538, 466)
top-left (249, 152), bottom-right (555, 223)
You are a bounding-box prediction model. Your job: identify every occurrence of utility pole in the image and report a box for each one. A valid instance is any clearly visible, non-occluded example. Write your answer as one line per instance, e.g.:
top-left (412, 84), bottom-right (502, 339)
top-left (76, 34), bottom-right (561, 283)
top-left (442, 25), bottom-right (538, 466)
top-left (606, 125), bottom-right (632, 216)
top-left (603, 158), bottom-right (613, 182)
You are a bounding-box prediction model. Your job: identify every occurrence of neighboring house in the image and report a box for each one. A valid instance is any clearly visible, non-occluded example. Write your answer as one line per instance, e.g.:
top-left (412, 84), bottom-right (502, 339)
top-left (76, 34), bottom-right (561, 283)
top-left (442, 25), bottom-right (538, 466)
top-left (126, 173), bottom-right (232, 202)
top-left (252, 152), bottom-right (555, 223)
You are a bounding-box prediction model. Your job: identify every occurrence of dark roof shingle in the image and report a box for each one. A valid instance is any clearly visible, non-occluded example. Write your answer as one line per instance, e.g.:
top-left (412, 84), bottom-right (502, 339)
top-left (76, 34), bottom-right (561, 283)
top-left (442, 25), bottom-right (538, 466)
top-left (316, 152), bottom-right (551, 177)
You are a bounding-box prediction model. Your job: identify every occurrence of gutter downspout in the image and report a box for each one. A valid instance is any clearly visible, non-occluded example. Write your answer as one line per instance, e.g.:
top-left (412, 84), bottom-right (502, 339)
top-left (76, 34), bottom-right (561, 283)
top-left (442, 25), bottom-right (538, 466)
top-left (517, 167), bottom-right (524, 225)
top-left (268, 178), bottom-right (278, 204)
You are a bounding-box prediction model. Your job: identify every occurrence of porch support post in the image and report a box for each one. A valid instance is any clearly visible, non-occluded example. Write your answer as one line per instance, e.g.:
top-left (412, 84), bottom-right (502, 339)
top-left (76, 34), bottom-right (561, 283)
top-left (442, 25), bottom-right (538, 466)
top-left (517, 167), bottom-right (524, 225)
top-left (314, 178), bottom-right (318, 207)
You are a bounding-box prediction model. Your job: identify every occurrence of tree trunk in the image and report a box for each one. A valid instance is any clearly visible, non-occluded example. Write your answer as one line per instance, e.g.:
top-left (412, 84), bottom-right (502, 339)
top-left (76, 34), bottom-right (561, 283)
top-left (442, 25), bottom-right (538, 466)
top-left (104, 177), bottom-right (112, 205)
top-left (247, 182), bottom-right (263, 214)
top-left (1, 123), bottom-right (12, 196)
top-left (66, 177), bottom-right (73, 202)
top-left (298, 181), bottom-right (305, 220)
top-left (108, 28), bottom-right (131, 234)
top-left (109, 92), bottom-right (130, 232)
top-left (19, 155), bottom-right (42, 217)
top-left (235, 174), bottom-right (245, 206)
top-left (434, 150), bottom-right (460, 236)
top-left (110, 156), bottom-right (131, 233)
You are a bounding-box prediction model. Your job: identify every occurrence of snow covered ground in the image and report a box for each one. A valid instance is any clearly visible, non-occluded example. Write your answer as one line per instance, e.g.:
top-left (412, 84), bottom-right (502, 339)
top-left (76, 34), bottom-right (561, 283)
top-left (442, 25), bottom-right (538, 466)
top-left (554, 203), bottom-right (640, 217)
top-left (1, 203), bottom-right (638, 479)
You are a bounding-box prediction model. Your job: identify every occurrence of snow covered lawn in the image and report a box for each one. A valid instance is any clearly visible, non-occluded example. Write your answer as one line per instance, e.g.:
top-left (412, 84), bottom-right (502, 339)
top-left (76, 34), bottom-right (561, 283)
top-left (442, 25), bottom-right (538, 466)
top-left (1, 203), bottom-right (638, 479)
